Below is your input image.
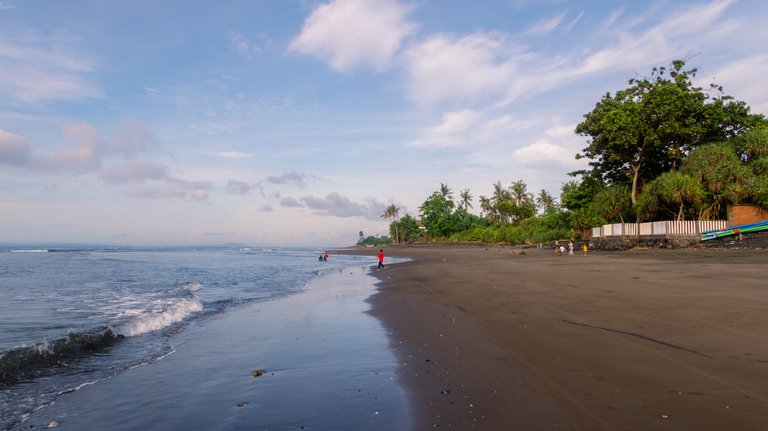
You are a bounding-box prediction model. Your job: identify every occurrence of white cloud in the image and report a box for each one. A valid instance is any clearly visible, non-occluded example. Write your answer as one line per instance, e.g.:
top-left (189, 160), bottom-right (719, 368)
top-left (0, 2), bottom-right (16, 10)
top-left (411, 110), bottom-right (535, 148)
top-left (576, 0), bottom-right (735, 77)
top-left (496, 0), bottom-right (738, 106)
top-left (289, 0), bottom-right (416, 72)
top-left (411, 110), bottom-right (481, 147)
top-left (404, 32), bottom-right (523, 105)
top-left (525, 11), bottom-right (566, 35)
top-left (512, 139), bottom-right (580, 167)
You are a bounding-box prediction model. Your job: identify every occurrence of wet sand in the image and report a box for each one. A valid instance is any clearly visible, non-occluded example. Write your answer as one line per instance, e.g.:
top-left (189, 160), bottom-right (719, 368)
top-left (354, 245), bottom-right (768, 430)
top-left (17, 266), bottom-right (410, 430)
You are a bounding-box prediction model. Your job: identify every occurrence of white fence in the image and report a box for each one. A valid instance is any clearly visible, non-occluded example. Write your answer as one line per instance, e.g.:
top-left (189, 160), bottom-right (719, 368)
top-left (591, 220), bottom-right (727, 238)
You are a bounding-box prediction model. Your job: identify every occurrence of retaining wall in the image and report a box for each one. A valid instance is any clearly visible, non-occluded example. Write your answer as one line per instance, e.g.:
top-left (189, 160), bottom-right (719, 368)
top-left (589, 234), bottom-right (701, 250)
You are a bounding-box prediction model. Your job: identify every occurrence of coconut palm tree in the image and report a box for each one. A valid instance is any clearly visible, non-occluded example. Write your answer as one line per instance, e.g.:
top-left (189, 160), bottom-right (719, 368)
top-left (479, 195), bottom-right (492, 218)
top-left (439, 183), bottom-right (453, 201)
top-left (381, 204), bottom-right (401, 243)
top-left (536, 189), bottom-right (556, 212)
top-left (459, 189), bottom-right (473, 210)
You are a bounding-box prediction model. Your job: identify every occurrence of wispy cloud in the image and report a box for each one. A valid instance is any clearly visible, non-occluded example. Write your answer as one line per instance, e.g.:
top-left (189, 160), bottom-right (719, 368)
top-left (0, 32), bottom-right (101, 103)
top-left (228, 31), bottom-right (273, 59)
top-left (563, 11), bottom-right (584, 33)
top-left (98, 161), bottom-right (169, 184)
top-left (0, 127), bottom-right (32, 166)
top-left (207, 150), bottom-right (254, 159)
top-left (265, 172), bottom-right (316, 188)
top-left (289, 0), bottom-right (416, 72)
top-left (0, 2), bottom-right (16, 10)
top-left (411, 110), bottom-right (535, 148)
top-left (124, 180), bottom-right (212, 202)
top-left (525, 11), bottom-right (566, 35)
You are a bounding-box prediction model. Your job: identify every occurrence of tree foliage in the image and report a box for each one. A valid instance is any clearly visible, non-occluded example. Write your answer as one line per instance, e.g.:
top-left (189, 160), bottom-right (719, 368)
top-left (576, 59), bottom-right (766, 205)
top-left (391, 214), bottom-right (421, 243)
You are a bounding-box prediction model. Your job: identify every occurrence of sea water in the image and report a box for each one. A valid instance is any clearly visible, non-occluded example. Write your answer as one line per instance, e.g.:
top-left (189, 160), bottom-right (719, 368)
top-left (0, 246), bottom-right (379, 429)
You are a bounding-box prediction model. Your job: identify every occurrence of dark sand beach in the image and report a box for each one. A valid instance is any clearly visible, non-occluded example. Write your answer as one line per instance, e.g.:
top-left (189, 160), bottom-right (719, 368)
top-left (353, 245), bottom-right (768, 430)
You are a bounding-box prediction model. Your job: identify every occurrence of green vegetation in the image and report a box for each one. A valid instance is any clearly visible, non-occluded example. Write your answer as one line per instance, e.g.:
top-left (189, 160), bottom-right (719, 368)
top-left (356, 234), bottom-right (391, 247)
top-left (378, 60), bottom-right (767, 245)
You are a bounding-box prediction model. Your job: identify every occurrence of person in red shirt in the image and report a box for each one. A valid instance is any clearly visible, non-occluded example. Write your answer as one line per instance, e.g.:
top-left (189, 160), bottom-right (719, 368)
top-left (377, 249), bottom-right (385, 271)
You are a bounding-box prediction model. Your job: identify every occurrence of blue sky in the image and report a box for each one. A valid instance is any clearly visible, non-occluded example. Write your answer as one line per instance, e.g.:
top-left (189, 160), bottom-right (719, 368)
top-left (1, 0), bottom-right (767, 246)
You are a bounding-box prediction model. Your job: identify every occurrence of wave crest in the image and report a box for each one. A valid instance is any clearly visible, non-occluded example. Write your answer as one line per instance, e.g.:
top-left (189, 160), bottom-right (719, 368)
top-left (117, 297), bottom-right (203, 337)
top-left (0, 327), bottom-right (119, 385)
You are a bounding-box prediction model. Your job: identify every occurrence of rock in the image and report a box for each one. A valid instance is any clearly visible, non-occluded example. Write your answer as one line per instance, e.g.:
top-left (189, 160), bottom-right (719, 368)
top-left (251, 369), bottom-right (265, 377)
top-left (441, 389), bottom-right (451, 395)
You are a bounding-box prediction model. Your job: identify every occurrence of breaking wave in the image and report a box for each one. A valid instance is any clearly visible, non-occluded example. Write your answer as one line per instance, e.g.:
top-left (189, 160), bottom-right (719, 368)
top-left (0, 327), bottom-right (120, 385)
top-left (1, 287), bottom-right (204, 386)
top-left (116, 296), bottom-right (203, 337)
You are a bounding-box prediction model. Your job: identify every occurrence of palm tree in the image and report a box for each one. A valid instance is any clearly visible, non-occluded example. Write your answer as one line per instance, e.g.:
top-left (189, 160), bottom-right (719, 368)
top-left (479, 195), bottom-right (492, 218)
top-left (459, 189), bottom-right (473, 210)
top-left (381, 204), bottom-right (401, 243)
top-left (509, 180), bottom-right (530, 207)
top-left (536, 189), bottom-right (556, 212)
top-left (439, 183), bottom-right (453, 200)
top-left (490, 181), bottom-right (511, 224)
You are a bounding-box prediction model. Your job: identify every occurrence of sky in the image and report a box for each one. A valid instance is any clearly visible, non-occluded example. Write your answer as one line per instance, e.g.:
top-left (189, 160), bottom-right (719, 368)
top-left (1, 0), bottom-right (767, 246)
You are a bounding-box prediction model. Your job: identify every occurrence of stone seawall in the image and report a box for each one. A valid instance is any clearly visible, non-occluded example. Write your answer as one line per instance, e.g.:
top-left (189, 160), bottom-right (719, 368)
top-left (589, 235), bottom-right (701, 250)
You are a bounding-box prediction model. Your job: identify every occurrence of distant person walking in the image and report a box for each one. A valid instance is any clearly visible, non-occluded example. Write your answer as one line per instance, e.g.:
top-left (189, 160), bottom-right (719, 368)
top-left (568, 241), bottom-right (574, 256)
top-left (377, 249), bottom-right (386, 271)
top-left (583, 243), bottom-right (588, 255)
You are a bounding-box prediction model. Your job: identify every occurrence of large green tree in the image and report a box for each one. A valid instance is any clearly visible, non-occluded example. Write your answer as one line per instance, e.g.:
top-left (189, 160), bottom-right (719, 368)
top-left (392, 214), bottom-right (421, 243)
top-left (419, 186), bottom-right (456, 237)
top-left (575, 59), bottom-right (766, 206)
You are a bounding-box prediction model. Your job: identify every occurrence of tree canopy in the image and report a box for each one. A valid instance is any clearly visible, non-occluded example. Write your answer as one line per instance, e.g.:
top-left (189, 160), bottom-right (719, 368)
top-left (575, 59), bottom-right (766, 205)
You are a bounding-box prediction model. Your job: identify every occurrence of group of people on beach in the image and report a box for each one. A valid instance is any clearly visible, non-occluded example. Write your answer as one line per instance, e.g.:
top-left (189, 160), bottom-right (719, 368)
top-left (554, 240), bottom-right (588, 256)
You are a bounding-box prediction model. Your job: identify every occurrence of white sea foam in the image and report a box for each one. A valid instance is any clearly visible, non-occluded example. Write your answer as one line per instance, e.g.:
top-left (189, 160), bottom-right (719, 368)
top-left (117, 297), bottom-right (203, 337)
top-left (183, 282), bottom-right (202, 292)
top-left (9, 249), bottom-right (49, 253)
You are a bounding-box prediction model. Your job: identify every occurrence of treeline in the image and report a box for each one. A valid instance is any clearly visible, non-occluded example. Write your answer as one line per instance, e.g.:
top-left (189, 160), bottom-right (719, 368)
top-left (362, 59), bottom-right (768, 245)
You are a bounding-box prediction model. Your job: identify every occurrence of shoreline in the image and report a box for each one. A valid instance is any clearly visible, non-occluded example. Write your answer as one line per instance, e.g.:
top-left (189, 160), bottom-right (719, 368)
top-left (349, 245), bottom-right (768, 430)
top-left (15, 264), bottom-right (410, 430)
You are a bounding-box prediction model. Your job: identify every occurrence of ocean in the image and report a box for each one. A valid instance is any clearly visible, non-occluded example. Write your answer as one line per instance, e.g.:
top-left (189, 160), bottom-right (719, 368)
top-left (0, 246), bottom-right (407, 430)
